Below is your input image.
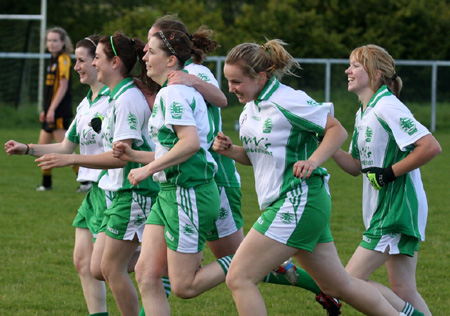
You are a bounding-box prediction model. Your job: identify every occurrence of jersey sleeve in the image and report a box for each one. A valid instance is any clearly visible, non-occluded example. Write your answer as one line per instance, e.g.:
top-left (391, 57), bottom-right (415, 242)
top-left (58, 54), bottom-right (71, 80)
top-left (375, 102), bottom-right (430, 151)
top-left (112, 93), bottom-right (147, 145)
top-left (66, 119), bottom-right (79, 144)
top-left (163, 86), bottom-right (196, 129)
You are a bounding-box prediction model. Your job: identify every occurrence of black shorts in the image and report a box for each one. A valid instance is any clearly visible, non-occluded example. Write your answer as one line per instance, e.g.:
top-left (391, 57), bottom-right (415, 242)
top-left (42, 117), bottom-right (72, 133)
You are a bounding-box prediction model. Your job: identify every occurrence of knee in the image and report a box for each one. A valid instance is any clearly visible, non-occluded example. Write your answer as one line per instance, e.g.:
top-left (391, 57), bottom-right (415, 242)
top-left (90, 262), bottom-right (105, 281)
top-left (73, 253), bottom-right (90, 276)
top-left (225, 269), bottom-right (248, 293)
top-left (391, 284), bottom-right (417, 302)
top-left (171, 281), bottom-right (197, 299)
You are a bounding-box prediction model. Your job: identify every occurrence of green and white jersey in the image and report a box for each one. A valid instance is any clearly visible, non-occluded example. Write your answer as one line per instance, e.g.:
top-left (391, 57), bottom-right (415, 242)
top-left (66, 86), bottom-right (110, 182)
top-left (349, 85), bottom-right (430, 240)
top-left (149, 81), bottom-right (217, 188)
top-left (98, 77), bottom-right (159, 195)
top-left (240, 76), bottom-right (332, 210)
top-left (185, 61), bottom-right (240, 188)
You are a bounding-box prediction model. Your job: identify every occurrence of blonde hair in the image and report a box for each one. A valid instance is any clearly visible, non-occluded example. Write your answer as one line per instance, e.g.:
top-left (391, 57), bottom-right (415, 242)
top-left (46, 26), bottom-right (73, 54)
top-left (225, 39), bottom-right (301, 80)
top-left (350, 44), bottom-right (402, 97)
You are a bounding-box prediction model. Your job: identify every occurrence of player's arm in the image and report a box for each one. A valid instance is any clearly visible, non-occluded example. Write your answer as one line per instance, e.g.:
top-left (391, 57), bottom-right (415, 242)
top-left (391, 134), bottom-right (441, 177)
top-left (294, 115), bottom-right (347, 179)
top-left (5, 138), bottom-right (77, 157)
top-left (113, 141), bottom-right (155, 164)
top-left (167, 70), bottom-right (227, 107)
top-left (213, 131), bottom-right (252, 165)
top-left (35, 139), bottom-right (132, 170)
top-left (332, 149), bottom-right (361, 177)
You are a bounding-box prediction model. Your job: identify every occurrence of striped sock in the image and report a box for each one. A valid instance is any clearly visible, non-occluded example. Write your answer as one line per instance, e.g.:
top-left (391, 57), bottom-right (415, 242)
top-left (216, 255), bottom-right (234, 275)
top-left (402, 302), bottom-right (424, 316)
top-left (162, 276), bottom-right (171, 298)
top-left (90, 313), bottom-right (108, 316)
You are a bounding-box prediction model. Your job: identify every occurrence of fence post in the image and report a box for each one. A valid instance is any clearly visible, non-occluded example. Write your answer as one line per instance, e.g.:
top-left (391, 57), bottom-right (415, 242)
top-left (431, 63), bottom-right (437, 132)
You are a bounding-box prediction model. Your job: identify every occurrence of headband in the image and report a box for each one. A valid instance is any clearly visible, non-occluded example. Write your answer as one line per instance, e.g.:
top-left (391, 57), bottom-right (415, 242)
top-left (110, 36), bottom-right (118, 56)
top-left (84, 37), bottom-right (97, 48)
top-left (159, 31), bottom-right (177, 56)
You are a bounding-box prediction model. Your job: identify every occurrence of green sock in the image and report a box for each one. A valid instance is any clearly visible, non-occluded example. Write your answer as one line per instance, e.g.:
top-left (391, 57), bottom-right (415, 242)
top-left (263, 266), bottom-right (320, 294)
top-left (139, 306), bottom-right (146, 316)
top-left (216, 255), bottom-right (234, 275)
top-left (90, 313), bottom-right (108, 316)
top-left (162, 276), bottom-right (171, 298)
top-left (402, 302), bottom-right (424, 316)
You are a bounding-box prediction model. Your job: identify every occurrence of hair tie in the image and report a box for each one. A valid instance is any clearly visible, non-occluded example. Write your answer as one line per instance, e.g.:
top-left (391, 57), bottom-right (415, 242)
top-left (188, 34), bottom-right (193, 40)
top-left (261, 44), bottom-right (269, 51)
top-left (130, 38), bottom-right (136, 46)
top-left (84, 37), bottom-right (97, 48)
top-left (110, 36), bottom-right (118, 56)
top-left (391, 73), bottom-right (397, 81)
top-left (159, 31), bottom-right (177, 56)
top-left (191, 48), bottom-right (195, 54)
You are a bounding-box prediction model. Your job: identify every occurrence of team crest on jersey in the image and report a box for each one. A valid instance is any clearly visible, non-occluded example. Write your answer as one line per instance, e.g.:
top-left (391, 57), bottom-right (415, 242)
top-left (400, 118), bottom-right (417, 135)
top-left (170, 102), bottom-right (184, 119)
top-left (251, 116), bottom-right (261, 121)
top-left (365, 127), bottom-right (373, 142)
top-left (218, 207), bottom-right (229, 220)
top-left (279, 212), bottom-right (294, 224)
top-left (307, 100), bottom-right (320, 106)
top-left (182, 224), bottom-right (195, 236)
top-left (197, 73), bottom-right (210, 82)
top-left (263, 118), bottom-right (273, 133)
top-left (127, 113), bottom-right (138, 130)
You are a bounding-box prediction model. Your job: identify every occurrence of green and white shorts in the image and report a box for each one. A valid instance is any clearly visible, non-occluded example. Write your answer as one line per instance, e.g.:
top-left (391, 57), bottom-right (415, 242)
top-left (206, 186), bottom-right (244, 241)
top-left (100, 189), bottom-right (155, 241)
top-left (72, 183), bottom-right (113, 240)
top-left (360, 232), bottom-right (420, 257)
top-left (253, 177), bottom-right (333, 252)
top-left (147, 181), bottom-right (220, 253)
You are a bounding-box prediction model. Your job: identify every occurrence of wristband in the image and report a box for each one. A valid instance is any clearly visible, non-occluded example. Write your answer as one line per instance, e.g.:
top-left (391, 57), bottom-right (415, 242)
top-left (25, 144), bottom-right (30, 155)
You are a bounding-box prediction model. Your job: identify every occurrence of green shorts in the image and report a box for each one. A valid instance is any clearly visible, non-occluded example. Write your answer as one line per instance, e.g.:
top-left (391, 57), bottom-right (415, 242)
top-left (72, 183), bottom-right (111, 239)
top-left (206, 186), bottom-right (244, 241)
top-left (147, 181), bottom-right (220, 253)
top-left (100, 189), bottom-right (155, 241)
top-left (253, 177), bottom-right (333, 252)
top-left (360, 232), bottom-right (420, 257)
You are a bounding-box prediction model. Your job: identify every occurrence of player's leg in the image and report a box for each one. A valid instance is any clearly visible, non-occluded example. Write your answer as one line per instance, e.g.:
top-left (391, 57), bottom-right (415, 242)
top-left (226, 228), bottom-right (297, 316)
top-left (101, 236), bottom-right (140, 316)
top-left (91, 232), bottom-right (106, 280)
top-left (296, 242), bottom-right (401, 316)
top-left (385, 252), bottom-right (431, 316)
top-left (74, 227), bottom-right (107, 314)
top-left (135, 224), bottom-right (170, 316)
top-left (37, 128), bottom-right (54, 190)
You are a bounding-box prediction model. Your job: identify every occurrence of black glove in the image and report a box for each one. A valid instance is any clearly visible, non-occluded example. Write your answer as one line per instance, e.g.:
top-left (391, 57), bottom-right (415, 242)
top-left (361, 166), bottom-right (396, 190)
top-left (88, 116), bottom-right (104, 134)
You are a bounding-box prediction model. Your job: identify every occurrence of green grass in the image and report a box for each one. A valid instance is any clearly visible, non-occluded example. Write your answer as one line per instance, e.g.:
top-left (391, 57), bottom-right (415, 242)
top-left (0, 105), bottom-right (449, 315)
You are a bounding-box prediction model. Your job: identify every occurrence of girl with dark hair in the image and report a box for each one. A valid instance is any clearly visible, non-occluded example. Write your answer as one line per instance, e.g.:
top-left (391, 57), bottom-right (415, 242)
top-left (34, 31), bottom-right (161, 316)
top-left (6, 35), bottom-right (112, 316)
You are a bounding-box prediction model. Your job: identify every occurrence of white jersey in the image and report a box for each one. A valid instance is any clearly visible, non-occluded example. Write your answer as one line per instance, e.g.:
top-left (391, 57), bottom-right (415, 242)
top-left (349, 85), bottom-right (430, 240)
top-left (149, 82), bottom-right (217, 187)
top-left (239, 76), bottom-right (332, 210)
top-left (184, 61), bottom-right (241, 187)
top-left (66, 86), bottom-right (110, 182)
top-left (98, 78), bottom-right (157, 193)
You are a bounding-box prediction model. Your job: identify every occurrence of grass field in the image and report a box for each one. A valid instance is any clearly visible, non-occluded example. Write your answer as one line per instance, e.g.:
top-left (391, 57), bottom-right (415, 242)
top-left (0, 103), bottom-right (448, 315)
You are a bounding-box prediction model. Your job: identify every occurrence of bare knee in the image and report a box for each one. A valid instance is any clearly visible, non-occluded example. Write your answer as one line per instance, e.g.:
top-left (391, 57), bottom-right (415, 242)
top-left (73, 253), bottom-right (90, 276)
top-left (391, 283), bottom-right (417, 303)
top-left (170, 279), bottom-right (199, 299)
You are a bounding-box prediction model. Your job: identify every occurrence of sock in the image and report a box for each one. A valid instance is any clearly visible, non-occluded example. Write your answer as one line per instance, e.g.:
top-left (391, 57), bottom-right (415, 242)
top-left (402, 302), bottom-right (424, 316)
top-left (42, 172), bottom-right (52, 188)
top-left (139, 306), bottom-right (145, 316)
top-left (216, 255), bottom-right (234, 275)
top-left (162, 276), bottom-right (171, 298)
top-left (263, 266), bottom-right (321, 294)
top-left (89, 313), bottom-right (108, 316)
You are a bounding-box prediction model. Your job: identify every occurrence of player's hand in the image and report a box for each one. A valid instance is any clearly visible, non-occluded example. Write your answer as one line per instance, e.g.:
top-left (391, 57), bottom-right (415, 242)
top-left (293, 159), bottom-right (319, 180)
top-left (35, 153), bottom-right (71, 170)
top-left (4, 140), bottom-right (27, 155)
top-left (46, 110), bottom-right (55, 124)
top-left (112, 141), bottom-right (134, 161)
top-left (361, 166), bottom-right (396, 190)
top-left (39, 111), bottom-right (45, 123)
top-left (167, 70), bottom-right (194, 86)
top-left (128, 166), bottom-right (152, 186)
top-left (213, 132), bottom-right (233, 154)
top-left (89, 116), bottom-right (104, 134)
